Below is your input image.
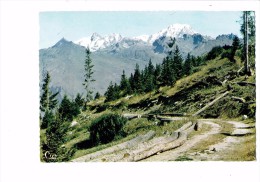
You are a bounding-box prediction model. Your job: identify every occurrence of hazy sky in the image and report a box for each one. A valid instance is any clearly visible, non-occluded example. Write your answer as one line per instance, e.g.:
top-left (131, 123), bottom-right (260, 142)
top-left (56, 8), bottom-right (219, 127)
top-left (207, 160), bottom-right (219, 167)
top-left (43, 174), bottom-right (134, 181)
top-left (40, 11), bottom-right (242, 49)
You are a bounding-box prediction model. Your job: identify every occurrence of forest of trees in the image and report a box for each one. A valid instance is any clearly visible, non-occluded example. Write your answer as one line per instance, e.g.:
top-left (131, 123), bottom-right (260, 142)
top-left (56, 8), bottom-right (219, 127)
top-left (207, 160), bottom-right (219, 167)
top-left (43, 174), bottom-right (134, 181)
top-left (104, 44), bottom-right (205, 102)
top-left (40, 11), bottom-right (255, 162)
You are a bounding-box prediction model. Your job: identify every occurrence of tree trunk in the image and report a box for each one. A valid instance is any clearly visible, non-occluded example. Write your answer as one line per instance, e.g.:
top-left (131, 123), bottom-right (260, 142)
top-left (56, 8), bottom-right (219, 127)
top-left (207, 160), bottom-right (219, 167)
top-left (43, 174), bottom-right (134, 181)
top-left (244, 11), bottom-right (249, 74)
top-left (192, 91), bottom-right (229, 116)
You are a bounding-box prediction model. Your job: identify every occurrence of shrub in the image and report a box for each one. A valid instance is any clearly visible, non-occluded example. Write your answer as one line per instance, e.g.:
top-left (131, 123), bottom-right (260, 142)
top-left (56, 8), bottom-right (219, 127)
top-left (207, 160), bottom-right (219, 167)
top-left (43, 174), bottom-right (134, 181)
top-left (206, 46), bottom-right (223, 60)
top-left (89, 113), bottom-right (127, 144)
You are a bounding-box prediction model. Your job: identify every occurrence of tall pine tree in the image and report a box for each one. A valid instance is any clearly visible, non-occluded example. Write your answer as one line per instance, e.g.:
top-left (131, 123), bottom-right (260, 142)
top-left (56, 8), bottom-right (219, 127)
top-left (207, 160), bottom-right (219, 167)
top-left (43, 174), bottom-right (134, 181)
top-left (183, 53), bottom-right (193, 76)
top-left (83, 47), bottom-right (95, 102)
top-left (172, 46), bottom-right (183, 79)
top-left (40, 71), bottom-right (59, 125)
top-left (133, 64), bottom-right (143, 93)
top-left (161, 57), bottom-right (176, 86)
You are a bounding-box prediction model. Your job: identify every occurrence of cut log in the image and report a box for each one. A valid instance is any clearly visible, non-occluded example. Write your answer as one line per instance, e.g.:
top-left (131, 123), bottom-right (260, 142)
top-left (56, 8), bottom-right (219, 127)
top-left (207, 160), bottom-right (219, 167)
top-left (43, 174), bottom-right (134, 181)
top-left (72, 130), bottom-right (155, 162)
top-left (89, 121), bottom-right (196, 162)
top-left (91, 133), bottom-right (179, 162)
top-left (192, 91), bottom-right (229, 116)
top-left (128, 122), bottom-right (196, 162)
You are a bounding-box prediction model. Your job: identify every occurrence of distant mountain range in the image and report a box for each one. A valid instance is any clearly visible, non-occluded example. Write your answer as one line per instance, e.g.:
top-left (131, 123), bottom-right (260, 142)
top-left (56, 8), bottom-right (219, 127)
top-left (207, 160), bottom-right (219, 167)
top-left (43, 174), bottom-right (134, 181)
top-left (40, 24), bottom-right (236, 100)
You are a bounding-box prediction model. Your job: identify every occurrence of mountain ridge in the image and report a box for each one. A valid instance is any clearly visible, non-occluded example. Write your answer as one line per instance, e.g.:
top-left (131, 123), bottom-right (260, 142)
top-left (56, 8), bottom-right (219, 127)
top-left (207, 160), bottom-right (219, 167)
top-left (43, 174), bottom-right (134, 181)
top-left (74, 24), bottom-right (199, 52)
top-left (40, 24), bottom-right (237, 99)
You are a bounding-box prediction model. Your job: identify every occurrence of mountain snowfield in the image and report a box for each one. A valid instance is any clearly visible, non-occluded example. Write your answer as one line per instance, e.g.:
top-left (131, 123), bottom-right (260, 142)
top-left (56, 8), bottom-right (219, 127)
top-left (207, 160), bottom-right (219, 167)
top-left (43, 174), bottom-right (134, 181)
top-left (74, 24), bottom-right (200, 52)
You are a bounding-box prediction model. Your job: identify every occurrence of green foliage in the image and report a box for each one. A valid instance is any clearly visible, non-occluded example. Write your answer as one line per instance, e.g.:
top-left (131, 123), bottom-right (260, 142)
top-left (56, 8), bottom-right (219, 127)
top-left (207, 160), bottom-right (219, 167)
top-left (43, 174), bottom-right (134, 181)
top-left (105, 82), bottom-right (120, 102)
top-left (173, 46), bottom-right (184, 79)
top-left (41, 110), bottom-right (54, 129)
top-left (119, 70), bottom-right (132, 96)
top-left (58, 95), bottom-right (80, 122)
top-left (74, 93), bottom-right (84, 109)
top-left (161, 57), bottom-right (176, 86)
top-left (83, 47), bottom-right (95, 102)
top-left (226, 35), bottom-right (241, 62)
top-left (94, 92), bottom-right (101, 100)
top-left (41, 113), bottom-right (73, 162)
top-left (183, 53), bottom-right (193, 76)
top-left (40, 72), bottom-right (59, 113)
top-left (206, 46), bottom-right (223, 60)
top-left (89, 113), bottom-right (127, 144)
top-left (132, 63), bottom-right (144, 93)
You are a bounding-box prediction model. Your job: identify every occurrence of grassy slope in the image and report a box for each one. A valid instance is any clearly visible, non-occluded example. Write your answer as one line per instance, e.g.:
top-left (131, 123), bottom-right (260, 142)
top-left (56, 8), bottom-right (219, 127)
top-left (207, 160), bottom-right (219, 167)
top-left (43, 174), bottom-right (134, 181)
top-left (42, 54), bottom-right (256, 161)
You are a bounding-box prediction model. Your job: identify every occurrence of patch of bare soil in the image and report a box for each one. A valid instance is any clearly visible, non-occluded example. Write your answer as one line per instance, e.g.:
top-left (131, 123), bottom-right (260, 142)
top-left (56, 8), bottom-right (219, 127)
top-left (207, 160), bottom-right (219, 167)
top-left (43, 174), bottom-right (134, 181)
top-left (142, 121), bottom-right (221, 161)
top-left (146, 120), bottom-right (255, 161)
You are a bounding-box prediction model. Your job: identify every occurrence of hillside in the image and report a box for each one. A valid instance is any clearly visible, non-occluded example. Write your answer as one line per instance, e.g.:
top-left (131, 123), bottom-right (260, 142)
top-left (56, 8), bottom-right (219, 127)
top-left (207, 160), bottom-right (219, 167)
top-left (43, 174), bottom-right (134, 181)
top-left (40, 46), bottom-right (256, 162)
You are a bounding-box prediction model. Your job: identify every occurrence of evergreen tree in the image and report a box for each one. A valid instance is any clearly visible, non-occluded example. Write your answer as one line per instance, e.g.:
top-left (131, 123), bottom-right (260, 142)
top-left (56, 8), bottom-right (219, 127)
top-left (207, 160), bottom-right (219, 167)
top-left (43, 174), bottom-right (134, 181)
top-left (147, 59), bottom-right (155, 75)
top-left (105, 82), bottom-right (115, 102)
top-left (43, 113), bottom-right (72, 162)
top-left (154, 63), bottom-right (161, 86)
top-left (133, 64), bottom-right (143, 93)
top-left (161, 57), bottom-right (176, 86)
top-left (41, 110), bottom-right (54, 129)
top-left (74, 93), bottom-right (84, 109)
top-left (183, 53), bottom-right (193, 76)
top-left (144, 75), bottom-right (155, 92)
top-left (113, 83), bottom-right (120, 100)
top-left (94, 92), bottom-right (101, 100)
top-left (120, 70), bottom-right (129, 91)
top-left (142, 59), bottom-right (156, 92)
top-left (128, 73), bottom-right (135, 94)
top-left (172, 46), bottom-right (183, 79)
top-left (83, 47), bottom-right (95, 102)
top-left (230, 35), bottom-right (240, 62)
top-left (58, 95), bottom-right (80, 122)
top-left (40, 72), bottom-right (59, 113)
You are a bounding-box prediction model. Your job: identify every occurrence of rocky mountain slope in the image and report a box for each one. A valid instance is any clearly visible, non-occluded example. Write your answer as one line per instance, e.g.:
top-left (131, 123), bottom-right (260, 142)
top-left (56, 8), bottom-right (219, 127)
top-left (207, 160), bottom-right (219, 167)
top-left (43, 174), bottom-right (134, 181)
top-left (40, 24), bottom-right (236, 99)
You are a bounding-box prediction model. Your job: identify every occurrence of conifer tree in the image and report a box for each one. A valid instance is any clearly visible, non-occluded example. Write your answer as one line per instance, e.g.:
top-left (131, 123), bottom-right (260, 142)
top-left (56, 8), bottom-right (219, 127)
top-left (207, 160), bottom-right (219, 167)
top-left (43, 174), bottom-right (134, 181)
top-left (128, 73), bottom-right (135, 94)
top-left (58, 95), bottom-right (80, 122)
top-left (154, 63), bottom-right (161, 86)
top-left (120, 70), bottom-right (128, 90)
top-left (83, 47), bottom-right (95, 102)
top-left (172, 46), bottom-right (183, 79)
top-left (74, 93), bottom-right (84, 109)
top-left (183, 53), bottom-right (193, 76)
top-left (105, 82), bottom-right (115, 102)
top-left (40, 72), bottom-right (59, 113)
top-left (94, 92), bottom-right (101, 100)
top-left (161, 57), bottom-right (176, 86)
top-left (120, 70), bottom-right (131, 96)
top-left (230, 35), bottom-right (240, 62)
top-left (133, 64), bottom-right (143, 93)
top-left (147, 59), bottom-right (155, 75)
top-left (43, 113), bottom-right (72, 162)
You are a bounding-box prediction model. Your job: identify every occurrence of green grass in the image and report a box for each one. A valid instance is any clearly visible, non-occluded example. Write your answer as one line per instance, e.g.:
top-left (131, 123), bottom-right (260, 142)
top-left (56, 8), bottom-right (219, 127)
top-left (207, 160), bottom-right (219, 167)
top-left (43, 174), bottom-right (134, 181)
top-left (42, 53), bottom-right (256, 162)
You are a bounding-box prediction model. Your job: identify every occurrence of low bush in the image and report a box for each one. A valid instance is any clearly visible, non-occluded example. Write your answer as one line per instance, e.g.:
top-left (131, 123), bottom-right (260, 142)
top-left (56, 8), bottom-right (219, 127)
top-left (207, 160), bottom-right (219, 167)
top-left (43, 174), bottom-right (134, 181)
top-left (89, 113), bottom-right (127, 144)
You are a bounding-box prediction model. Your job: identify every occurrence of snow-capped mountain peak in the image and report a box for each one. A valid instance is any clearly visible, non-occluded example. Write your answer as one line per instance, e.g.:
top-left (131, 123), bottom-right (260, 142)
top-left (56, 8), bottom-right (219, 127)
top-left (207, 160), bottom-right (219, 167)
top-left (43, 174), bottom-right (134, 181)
top-left (74, 24), bottom-right (197, 51)
top-left (91, 32), bottom-right (102, 41)
top-left (133, 35), bottom-right (150, 42)
top-left (74, 33), bottom-right (123, 52)
top-left (148, 24), bottom-right (196, 43)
